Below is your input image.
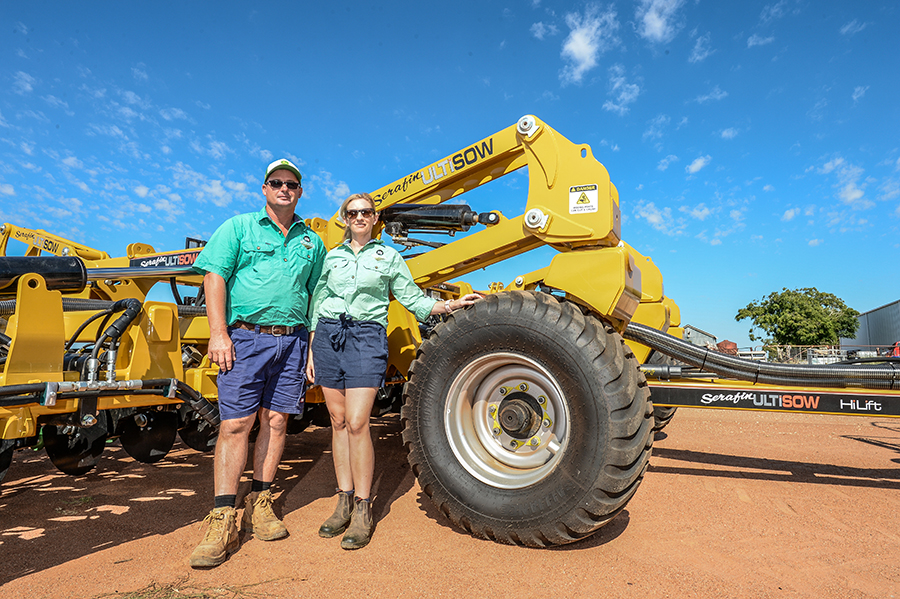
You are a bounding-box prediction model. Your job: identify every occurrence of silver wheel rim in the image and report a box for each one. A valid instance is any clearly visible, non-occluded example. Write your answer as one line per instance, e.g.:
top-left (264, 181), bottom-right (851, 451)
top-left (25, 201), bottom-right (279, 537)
top-left (444, 352), bottom-right (570, 489)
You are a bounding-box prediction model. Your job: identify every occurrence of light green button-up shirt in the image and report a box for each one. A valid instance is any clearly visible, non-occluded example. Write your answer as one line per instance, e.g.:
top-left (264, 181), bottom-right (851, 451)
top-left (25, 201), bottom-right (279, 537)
top-left (193, 207), bottom-right (326, 328)
top-left (310, 239), bottom-right (435, 331)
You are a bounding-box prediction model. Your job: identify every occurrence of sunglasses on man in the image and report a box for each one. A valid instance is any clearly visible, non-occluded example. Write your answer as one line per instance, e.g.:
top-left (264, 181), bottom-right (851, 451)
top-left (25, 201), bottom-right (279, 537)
top-left (267, 179), bottom-right (301, 190)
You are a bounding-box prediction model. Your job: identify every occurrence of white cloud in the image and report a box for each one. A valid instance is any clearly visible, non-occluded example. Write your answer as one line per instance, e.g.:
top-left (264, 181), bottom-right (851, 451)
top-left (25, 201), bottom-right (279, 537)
top-left (808, 239), bottom-right (822, 246)
top-left (190, 136), bottom-right (232, 161)
top-left (720, 127), bottom-right (738, 139)
top-left (683, 203), bottom-right (711, 220)
top-left (62, 156), bottom-right (83, 168)
top-left (686, 155), bottom-right (711, 174)
top-left (819, 157), bottom-right (844, 174)
top-left (782, 208), bottom-right (798, 221)
top-left (852, 86), bottom-right (869, 104)
top-left (0, 183), bottom-right (15, 196)
top-left (763, 184), bottom-right (775, 192)
top-left (694, 85), bottom-right (727, 103)
top-left (559, 4), bottom-right (620, 85)
top-left (759, 1), bottom-right (787, 24)
top-left (135, 185), bottom-right (150, 198)
top-left (160, 107), bottom-right (190, 121)
top-left (530, 22), bottom-right (558, 40)
top-left (635, 0), bottom-right (685, 44)
top-left (132, 65), bottom-right (148, 81)
top-left (747, 34), bottom-right (775, 48)
top-left (657, 155), bottom-right (678, 171)
top-left (635, 200), bottom-right (673, 232)
top-left (643, 114), bottom-right (670, 140)
top-left (689, 32), bottom-right (713, 63)
top-left (13, 71), bottom-right (35, 95)
top-left (309, 169), bottom-right (351, 205)
top-left (602, 64), bottom-right (640, 115)
top-left (840, 20), bottom-right (866, 36)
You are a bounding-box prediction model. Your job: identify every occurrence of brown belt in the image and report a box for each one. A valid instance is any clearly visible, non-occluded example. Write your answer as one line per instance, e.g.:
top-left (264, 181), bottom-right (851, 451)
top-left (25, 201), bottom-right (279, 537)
top-left (231, 321), bottom-right (301, 336)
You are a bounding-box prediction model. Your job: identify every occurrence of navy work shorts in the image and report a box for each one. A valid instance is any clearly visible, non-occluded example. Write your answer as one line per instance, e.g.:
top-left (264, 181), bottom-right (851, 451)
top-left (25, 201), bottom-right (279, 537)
top-left (312, 316), bottom-right (388, 390)
top-left (215, 325), bottom-right (309, 420)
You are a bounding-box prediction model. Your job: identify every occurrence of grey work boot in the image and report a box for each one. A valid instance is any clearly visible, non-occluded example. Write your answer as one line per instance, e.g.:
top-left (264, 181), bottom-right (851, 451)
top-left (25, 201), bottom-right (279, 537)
top-left (319, 490), bottom-right (354, 538)
top-left (341, 497), bottom-right (374, 550)
top-left (189, 507), bottom-right (239, 568)
top-left (241, 489), bottom-right (288, 541)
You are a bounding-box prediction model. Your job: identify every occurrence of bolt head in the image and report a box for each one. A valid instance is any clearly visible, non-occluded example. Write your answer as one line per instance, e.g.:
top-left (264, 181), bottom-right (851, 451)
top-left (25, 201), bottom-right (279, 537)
top-left (499, 387), bottom-right (508, 395)
top-left (543, 418), bottom-right (551, 428)
top-left (514, 276), bottom-right (524, 287)
top-left (492, 427), bottom-right (501, 436)
top-left (538, 395), bottom-right (546, 405)
top-left (530, 437), bottom-right (540, 446)
top-left (518, 383), bottom-right (528, 391)
top-left (488, 405), bottom-right (497, 415)
top-left (509, 440), bottom-right (518, 448)
top-left (81, 414), bottom-right (97, 427)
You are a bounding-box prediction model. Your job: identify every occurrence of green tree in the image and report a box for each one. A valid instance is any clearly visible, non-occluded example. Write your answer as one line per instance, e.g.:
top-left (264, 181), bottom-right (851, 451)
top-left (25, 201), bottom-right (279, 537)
top-left (735, 287), bottom-right (860, 345)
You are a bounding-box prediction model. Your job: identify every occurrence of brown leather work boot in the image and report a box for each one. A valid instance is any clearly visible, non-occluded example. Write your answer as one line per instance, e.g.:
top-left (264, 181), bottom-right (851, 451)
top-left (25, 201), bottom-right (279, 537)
top-left (241, 489), bottom-right (288, 541)
top-left (341, 498), bottom-right (374, 550)
top-left (319, 490), bottom-right (354, 538)
top-left (189, 507), bottom-right (239, 568)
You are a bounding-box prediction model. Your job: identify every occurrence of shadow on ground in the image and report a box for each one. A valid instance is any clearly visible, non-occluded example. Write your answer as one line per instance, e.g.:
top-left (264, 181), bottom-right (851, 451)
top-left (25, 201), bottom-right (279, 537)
top-left (0, 413), bottom-right (411, 586)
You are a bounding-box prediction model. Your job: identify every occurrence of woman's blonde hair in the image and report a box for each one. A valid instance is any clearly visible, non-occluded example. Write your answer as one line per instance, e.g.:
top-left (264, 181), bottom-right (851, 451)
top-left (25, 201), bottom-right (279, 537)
top-left (339, 192), bottom-right (377, 242)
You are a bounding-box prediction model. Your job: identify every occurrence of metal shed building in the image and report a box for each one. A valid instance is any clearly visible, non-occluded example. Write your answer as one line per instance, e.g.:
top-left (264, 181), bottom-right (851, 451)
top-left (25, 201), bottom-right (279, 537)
top-left (840, 299), bottom-right (900, 349)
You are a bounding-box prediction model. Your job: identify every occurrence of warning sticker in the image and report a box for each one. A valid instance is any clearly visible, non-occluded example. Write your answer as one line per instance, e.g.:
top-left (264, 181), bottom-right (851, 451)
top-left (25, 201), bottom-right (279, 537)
top-left (569, 184), bottom-right (598, 214)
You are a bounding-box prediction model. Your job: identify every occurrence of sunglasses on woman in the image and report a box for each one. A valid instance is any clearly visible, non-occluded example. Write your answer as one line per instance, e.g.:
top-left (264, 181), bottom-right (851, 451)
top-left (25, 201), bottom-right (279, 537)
top-left (346, 209), bottom-right (376, 219)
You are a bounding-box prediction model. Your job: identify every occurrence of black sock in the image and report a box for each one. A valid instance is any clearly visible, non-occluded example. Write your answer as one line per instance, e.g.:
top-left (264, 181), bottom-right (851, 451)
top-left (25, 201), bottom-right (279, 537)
top-left (214, 494), bottom-right (236, 509)
top-left (251, 479), bottom-right (272, 492)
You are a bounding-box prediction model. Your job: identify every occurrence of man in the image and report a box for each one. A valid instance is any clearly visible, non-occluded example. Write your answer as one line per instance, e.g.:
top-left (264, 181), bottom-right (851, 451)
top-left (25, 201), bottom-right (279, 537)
top-left (189, 158), bottom-right (325, 568)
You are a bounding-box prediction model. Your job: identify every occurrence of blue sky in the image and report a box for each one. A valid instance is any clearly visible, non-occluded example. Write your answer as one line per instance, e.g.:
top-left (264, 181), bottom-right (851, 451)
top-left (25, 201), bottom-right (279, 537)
top-left (1, 1), bottom-right (898, 349)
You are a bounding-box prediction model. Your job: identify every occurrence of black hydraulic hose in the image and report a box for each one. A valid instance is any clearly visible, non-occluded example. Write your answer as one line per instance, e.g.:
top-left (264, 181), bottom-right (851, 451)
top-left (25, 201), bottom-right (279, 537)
top-left (65, 307), bottom-right (115, 351)
top-left (89, 298), bottom-right (142, 364)
top-left (1, 297), bottom-right (206, 317)
top-left (624, 322), bottom-right (900, 390)
top-left (169, 277), bottom-right (184, 306)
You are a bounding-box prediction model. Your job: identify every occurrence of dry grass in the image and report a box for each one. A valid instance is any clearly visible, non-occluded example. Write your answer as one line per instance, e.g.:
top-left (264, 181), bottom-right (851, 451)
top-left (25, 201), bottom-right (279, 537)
top-left (94, 577), bottom-right (292, 599)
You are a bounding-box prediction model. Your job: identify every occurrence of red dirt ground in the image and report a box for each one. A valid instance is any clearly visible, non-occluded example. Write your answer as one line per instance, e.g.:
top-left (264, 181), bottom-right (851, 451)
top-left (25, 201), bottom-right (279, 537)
top-left (1, 407), bottom-right (899, 599)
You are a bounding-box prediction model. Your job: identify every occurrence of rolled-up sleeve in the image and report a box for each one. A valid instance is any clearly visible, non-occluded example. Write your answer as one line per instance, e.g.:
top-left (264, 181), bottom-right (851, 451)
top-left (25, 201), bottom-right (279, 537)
top-left (389, 255), bottom-right (435, 322)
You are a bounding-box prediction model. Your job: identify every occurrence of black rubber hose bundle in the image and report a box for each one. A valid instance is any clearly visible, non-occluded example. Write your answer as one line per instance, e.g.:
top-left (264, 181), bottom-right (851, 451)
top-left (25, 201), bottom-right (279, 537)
top-left (624, 322), bottom-right (900, 390)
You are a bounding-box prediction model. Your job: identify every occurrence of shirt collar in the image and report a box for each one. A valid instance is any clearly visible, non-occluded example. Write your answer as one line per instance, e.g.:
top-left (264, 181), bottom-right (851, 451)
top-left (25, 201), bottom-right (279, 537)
top-left (256, 206), bottom-right (302, 228)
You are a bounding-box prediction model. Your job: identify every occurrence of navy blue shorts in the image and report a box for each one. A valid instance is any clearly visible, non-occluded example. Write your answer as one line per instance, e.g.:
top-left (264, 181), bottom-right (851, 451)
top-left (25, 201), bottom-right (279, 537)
top-left (312, 316), bottom-right (388, 389)
top-left (215, 325), bottom-right (309, 420)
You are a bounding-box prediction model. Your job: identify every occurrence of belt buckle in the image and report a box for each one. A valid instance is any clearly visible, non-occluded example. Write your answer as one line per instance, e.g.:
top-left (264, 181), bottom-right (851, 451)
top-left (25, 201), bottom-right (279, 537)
top-left (271, 325), bottom-right (289, 336)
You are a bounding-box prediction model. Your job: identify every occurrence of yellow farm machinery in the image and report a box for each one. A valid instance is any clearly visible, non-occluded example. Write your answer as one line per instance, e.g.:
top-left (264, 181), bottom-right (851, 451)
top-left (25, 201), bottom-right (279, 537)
top-left (2, 115), bottom-right (899, 547)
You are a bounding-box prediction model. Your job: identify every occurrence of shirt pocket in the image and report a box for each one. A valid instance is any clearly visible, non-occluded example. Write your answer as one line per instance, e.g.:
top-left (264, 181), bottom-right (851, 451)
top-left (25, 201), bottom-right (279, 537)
top-left (326, 257), bottom-right (352, 295)
top-left (358, 260), bottom-right (388, 294)
top-left (241, 241), bottom-right (277, 276)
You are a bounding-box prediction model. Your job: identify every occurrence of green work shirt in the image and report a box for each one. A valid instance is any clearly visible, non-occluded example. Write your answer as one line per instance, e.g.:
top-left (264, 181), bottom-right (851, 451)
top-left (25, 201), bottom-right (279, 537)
top-left (310, 239), bottom-right (435, 331)
top-left (193, 206), bottom-right (326, 328)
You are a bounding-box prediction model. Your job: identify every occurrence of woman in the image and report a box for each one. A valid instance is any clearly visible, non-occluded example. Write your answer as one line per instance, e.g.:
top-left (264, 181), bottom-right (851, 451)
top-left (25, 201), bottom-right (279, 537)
top-left (306, 192), bottom-right (481, 550)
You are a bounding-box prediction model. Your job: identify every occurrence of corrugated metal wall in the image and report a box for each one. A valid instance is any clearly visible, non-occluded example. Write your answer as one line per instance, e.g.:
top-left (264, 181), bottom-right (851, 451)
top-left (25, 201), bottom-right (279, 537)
top-left (841, 299), bottom-right (900, 347)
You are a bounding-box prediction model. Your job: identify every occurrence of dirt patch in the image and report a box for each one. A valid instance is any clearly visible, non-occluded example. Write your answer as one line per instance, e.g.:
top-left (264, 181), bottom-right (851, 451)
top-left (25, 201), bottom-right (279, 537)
top-left (1, 409), bottom-right (899, 598)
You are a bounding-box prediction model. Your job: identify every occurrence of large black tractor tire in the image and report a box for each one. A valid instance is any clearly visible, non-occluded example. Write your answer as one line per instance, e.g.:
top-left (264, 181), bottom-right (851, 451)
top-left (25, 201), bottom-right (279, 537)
top-left (401, 291), bottom-right (653, 547)
top-left (0, 439), bottom-right (15, 484)
top-left (647, 351), bottom-right (678, 432)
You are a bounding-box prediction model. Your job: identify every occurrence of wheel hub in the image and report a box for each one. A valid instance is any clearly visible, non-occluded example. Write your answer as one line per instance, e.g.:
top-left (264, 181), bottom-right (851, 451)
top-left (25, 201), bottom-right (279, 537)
top-left (498, 393), bottom-right (542, 439)
top-left (444, 352), bottom-right (568, 489)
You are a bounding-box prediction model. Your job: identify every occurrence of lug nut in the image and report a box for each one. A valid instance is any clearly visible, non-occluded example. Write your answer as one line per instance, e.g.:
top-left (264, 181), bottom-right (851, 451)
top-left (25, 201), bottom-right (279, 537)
top-left (509, 440), bottom-right (518, 449)
top-left (499, 388), bottom-right (508, 396)
top-left (518, 383), bottom-right (528, 392)
top-left (543, 418), bottom-right (551, 428)
top-left (530, 437), bottom-right (540, 446)
top-left (538, 395), bottom-right (546, 405)
top-left (488, 405), bottom-right (497, 416)
top-left (492, 427), bottom-right (501, 436)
